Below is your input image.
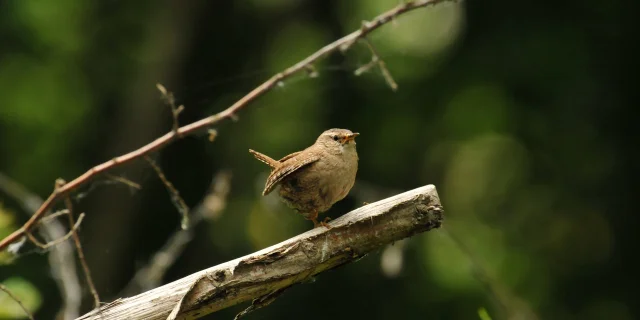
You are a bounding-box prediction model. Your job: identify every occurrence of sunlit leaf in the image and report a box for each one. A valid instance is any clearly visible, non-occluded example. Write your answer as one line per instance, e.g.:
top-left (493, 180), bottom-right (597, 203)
top-left (0, 277), bottom-right (42, 318)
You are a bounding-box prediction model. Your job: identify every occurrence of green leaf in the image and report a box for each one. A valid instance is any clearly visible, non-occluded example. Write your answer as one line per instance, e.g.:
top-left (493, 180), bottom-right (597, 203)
top-left (478, 307), bottom-right (493, 320)
top-left (0, 277), bottom-right (42, 318)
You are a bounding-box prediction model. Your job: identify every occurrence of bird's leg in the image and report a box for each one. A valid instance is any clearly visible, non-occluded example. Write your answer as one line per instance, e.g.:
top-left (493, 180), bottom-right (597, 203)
top-left (305, 210), bottom-right (320, 228)
top-left (320, 217), bottom-right (332, 229)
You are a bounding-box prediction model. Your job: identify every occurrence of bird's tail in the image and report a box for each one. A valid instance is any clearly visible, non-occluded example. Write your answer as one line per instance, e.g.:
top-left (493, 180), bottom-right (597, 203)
top-left (249, 149), bottom-right (279, 169)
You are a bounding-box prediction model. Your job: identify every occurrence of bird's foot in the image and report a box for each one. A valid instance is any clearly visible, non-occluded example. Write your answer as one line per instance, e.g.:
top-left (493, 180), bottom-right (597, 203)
top-left (305, 211), bottom-right (322, 228)
top-left (320, 217), bottom-right (332, 229)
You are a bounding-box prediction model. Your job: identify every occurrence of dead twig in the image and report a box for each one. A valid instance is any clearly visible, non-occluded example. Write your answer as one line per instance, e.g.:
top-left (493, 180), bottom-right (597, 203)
top-left (0, 0), bottom-right (454, 253)
top-left (0, 173), bottom-right (82, 319)
top-left (57, 179), bottom-right (101, 310)
top-left (354, 37), bottom-right (398, 91)
top-left (103, 174), bottom-right (142, 190)
top-left (36, 209), bottom-right (70, 226)
top-left (144, 156), bottom-right (190, 229)
top-left (121, 171), bottom-right (232, 295)
top-left (25, 213), bottom-right (86, 249)
top-left (0, 283), bottom-right (35, 320)
top-left (156, 83), bottom-right (185, 135)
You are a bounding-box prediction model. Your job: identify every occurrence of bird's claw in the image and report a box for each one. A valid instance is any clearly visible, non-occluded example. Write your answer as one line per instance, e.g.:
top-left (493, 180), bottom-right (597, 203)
top-left (320, 217), bottom-right (332, 229)
top-left (311, 217), bottom-right (332, 229)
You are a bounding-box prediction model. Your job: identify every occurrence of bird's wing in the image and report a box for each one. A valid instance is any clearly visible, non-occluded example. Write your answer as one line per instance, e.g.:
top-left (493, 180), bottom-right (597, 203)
top-left (263, 154), bottom-right (319, 195)
top-left (277, 151), bottom-right (302, 163)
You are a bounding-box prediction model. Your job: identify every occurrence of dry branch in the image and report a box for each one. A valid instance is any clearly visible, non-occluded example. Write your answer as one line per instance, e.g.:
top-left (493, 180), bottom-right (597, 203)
top-left (121, 171), bottom-right (232, 296)
top-left (77, 184), bottom-right (443, 320)
top-left (0, 173), bottom-right (83, 319)
top-left (25, 213), bottom-right (85, 249)
top-left (0, 0), bottom-right (454, 252)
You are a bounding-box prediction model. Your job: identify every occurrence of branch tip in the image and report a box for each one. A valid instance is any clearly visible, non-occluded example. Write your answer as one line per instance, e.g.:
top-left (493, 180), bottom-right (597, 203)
top-left (145, 156), bottom-right (190, 228)
top-left (304, 65), bottom-right (319, 78)
top-left (208, 129), bottom-right (218, 142)
top-left (156, 83), bottom-right (168, 96)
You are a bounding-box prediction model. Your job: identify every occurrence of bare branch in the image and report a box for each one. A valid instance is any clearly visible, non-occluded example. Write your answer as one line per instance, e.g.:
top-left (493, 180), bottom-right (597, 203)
top-left (0, 284), bottom-right (35, 320)
top-left (103, 174), bottom-right (142, 190)
top-left (156, 83), bottom-right (184, 135)
top-left (37, 209), bottom-right (71, 225)
top-left (77, 184), bottom-right (443, 320)
top-left (0, 173), bottom-right (82, 319)
top-left (145, 156), bottom-right (190, 229)
top-left (121, 171), bottom-right (232, 296)
top-left (58, 179), bottom-right (101, 310)
top-left (0, 0), bottom-right (453, 252)
top-left (354, 38), bottom-right (398, 91)
top-left (26, 213), bottom-right (86, 249)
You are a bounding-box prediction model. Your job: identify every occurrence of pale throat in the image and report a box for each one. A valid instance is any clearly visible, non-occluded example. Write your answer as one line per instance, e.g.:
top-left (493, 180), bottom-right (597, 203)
top-left (339, 143), bottom-right (357, 156)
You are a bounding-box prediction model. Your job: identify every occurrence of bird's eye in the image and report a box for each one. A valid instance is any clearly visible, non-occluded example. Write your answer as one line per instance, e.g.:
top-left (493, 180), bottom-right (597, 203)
top-left (332, 135), bottom-right (339, 141)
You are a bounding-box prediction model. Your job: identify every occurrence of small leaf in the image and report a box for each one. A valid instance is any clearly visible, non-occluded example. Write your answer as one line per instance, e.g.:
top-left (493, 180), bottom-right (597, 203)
top-left (0, 277), bottom-right (42, 318)
top-left (478, 307), bottom-right (493, 320)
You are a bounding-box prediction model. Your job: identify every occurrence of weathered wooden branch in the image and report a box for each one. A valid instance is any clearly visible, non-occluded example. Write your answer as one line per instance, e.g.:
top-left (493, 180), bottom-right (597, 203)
top-left (76, 184), bottom-right (443, 320)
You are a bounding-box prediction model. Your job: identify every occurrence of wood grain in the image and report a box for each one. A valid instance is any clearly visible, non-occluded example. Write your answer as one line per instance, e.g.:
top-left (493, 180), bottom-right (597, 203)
top-left (77, 184), bottom-right (444, 320)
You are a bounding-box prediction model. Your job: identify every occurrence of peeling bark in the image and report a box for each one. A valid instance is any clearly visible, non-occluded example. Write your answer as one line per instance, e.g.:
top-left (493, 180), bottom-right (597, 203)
top-left (77, 184), bottom-right (444, 320)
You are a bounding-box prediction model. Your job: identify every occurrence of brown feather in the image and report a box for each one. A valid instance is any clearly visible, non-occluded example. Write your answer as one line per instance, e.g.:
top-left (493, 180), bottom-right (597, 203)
top-left (263, 154), bottom-right (319, 195)
top-left (249, 149), bottom-right (279, 169)
top-left (277, 151), bottom-right (301, 163)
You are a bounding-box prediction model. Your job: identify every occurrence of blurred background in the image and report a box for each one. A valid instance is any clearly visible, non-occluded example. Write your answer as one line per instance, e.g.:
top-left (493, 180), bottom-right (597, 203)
top-left (0, 0), bottom-right (635, 319)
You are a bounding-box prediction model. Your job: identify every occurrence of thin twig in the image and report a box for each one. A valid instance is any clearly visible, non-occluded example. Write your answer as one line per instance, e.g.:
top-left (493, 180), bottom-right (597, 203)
top-left (234, 288), bottom-right (289, 320)
top-left (74, 175), bottom-right (142, 202)
top-left (144, 155), bottom-right (190, 229)
top-left (0, 173), bottom-right (82, 319)
top-left (58, 179), bottom-right (101, 310)
top-left (104, 174), bottom-right (142, 190)
top-left (353, 59), bottom-right (378, 76)
top-left (36, 209), bottom-right (70, 225)
top-left (354, 38), bottom-right (398, 91)
top-left (0, 283), bottom-right (35, 320)
top-left (26, 213), bottom-right (86, 249)
top-left (121, 171), bottom-right (232, 295)
top-left (441, 227), bottom-right (540, 320)
top-left (0, 0), bottom-right (454, 252)
top-left (156, 83), bottom-right (185, 135)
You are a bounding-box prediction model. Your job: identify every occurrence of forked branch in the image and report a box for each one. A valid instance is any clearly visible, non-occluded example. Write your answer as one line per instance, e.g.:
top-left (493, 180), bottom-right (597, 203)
top-left (77, 185), bottom-right (443, 320)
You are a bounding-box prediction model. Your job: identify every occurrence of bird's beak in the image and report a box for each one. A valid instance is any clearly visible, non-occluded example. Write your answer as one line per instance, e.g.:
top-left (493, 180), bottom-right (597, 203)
top-left (343, 132), bottom-right (359, 143)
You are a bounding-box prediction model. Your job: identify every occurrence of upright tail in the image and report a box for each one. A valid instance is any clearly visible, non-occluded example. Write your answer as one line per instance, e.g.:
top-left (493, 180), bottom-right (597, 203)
top-left (249, 149), bottom-right (279, 169)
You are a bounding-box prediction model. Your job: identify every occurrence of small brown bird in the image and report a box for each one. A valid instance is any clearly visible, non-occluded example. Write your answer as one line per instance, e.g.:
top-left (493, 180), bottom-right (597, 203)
top-left (249, 128), bottom-right (359, 228)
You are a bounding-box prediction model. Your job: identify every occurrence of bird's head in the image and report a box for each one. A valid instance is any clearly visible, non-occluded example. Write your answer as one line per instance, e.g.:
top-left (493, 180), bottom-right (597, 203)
top-left (316, 128), bottom-right (359, 153)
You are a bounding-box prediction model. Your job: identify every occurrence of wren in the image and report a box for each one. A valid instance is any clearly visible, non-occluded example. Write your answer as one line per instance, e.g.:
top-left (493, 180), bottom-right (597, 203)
top-left (249, 128), bottom-right (359, 228)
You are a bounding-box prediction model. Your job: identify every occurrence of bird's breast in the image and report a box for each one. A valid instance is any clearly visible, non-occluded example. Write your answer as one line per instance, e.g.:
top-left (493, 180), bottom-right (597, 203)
top-left (278, 149), bottom-right (358, 213)
top-left (316, 153), bottom-right (357, 201)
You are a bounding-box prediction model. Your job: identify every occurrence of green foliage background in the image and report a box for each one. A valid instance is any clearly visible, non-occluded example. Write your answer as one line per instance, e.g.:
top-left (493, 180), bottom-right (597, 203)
top-left (0, 0), bottom-right (635, 319)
